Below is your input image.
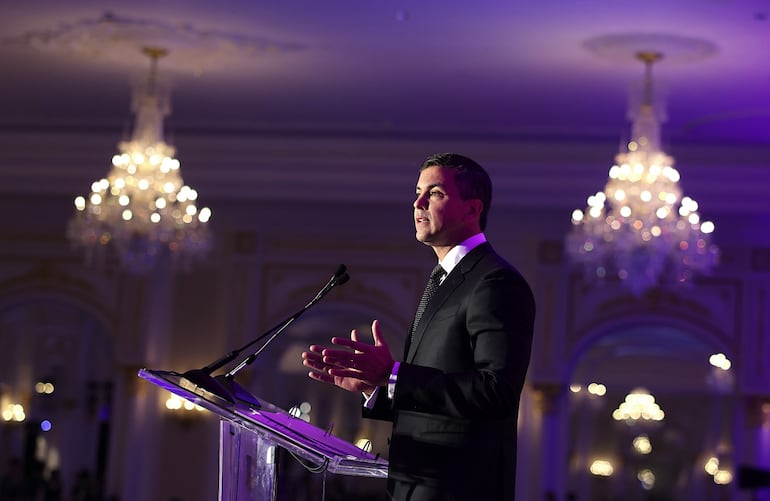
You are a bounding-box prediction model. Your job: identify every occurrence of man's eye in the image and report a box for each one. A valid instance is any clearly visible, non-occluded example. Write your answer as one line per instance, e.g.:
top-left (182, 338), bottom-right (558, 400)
top-left (429, 191), bottom-right (444, 199)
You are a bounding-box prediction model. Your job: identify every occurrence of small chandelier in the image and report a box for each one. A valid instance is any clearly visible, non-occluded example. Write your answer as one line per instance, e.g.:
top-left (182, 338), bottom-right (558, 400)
top-left (612, 388), bottom-right (665, 423)
top-left (565, 51), bottom-right (718, 295)
top-left (67, 47), bottom-right (212, 274)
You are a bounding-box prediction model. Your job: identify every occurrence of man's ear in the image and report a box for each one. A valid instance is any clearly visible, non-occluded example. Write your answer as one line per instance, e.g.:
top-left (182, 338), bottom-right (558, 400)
top-left (466, 199), bottom-right (483, 222)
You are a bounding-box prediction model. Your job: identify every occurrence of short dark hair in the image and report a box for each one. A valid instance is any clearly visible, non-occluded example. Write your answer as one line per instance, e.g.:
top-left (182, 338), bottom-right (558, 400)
top-left (420, 152), bottom-right (492, 230)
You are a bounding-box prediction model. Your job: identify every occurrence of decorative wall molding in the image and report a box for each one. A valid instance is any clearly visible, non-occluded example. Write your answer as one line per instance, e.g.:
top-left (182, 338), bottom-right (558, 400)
top-left (1, 127), bottom-right (769, 213)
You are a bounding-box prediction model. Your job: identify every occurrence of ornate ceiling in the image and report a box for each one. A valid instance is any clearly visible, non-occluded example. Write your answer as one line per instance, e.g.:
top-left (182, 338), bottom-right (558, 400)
top-left (1, 1), bottom-right (768, 212)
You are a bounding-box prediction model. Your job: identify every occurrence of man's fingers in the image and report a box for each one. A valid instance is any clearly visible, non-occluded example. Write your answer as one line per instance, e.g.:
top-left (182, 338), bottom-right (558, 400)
top-left (331, 336), bottom-right (361, 349)
top-left (371, 319), bottom-right (388, 347)
top-left (328, 367), bottom-right (363, 379)
top-left (302, 349), bottom-right (322, 360)
top-left (307, 322), bottom-right (385, 385)
top-left (321, 347), bottom-right (358, 359)
top-left (302, 357), bottom-right (326, 372)
top-left (302, 351), bottom-right (328, 366)
top-left (307, 370), bottom-right (334, 385)
top-left (330, 337), bottom-right (370, 354)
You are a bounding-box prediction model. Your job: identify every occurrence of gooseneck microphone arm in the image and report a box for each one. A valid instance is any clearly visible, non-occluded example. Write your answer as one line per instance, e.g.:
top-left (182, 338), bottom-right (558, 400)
top-left (224, 265), bottom-right (350, 380)
top-left (196, 264), bottom-right (349, 378)
top-left (179, 264), bottom-right (349, 406)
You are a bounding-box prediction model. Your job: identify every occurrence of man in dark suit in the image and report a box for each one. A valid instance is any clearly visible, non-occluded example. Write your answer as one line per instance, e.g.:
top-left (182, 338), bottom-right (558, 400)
top-left (302, 153), bottom-right (536, 500)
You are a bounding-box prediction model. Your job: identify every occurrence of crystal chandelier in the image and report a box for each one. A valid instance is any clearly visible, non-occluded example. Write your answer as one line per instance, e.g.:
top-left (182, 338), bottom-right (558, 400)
top-left (565, 52), bottom-right (718, 296)
top-left (67, 47), bottom-right (212, 274)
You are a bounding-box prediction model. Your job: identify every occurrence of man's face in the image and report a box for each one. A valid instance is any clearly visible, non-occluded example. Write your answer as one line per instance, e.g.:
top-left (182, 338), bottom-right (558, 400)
top-left (413, 166), bottom-right (480, 250)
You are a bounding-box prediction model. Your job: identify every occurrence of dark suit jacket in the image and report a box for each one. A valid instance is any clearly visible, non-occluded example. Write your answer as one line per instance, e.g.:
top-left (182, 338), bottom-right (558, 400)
top-left (364, 243), bottom-right (536, 500)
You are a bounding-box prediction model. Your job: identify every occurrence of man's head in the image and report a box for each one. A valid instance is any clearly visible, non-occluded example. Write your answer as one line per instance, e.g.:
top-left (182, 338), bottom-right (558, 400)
top-left (413, 153), bottom-right (492, 258)
top-left (419, 153), bottom-right (492, 230)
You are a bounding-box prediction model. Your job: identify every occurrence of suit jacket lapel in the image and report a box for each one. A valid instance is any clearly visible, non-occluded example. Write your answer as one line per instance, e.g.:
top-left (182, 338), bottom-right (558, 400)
top-left (406, 243), bottom-right (491, 362)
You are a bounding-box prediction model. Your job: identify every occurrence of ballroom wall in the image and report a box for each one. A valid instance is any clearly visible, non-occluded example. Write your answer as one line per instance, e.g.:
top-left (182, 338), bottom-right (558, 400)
top-left (0, 167), bottom-right (769, 500)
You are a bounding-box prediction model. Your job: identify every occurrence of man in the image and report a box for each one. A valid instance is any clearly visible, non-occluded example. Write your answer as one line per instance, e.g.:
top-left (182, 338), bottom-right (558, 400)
top-left (302, 153), bottom-right (535, 500)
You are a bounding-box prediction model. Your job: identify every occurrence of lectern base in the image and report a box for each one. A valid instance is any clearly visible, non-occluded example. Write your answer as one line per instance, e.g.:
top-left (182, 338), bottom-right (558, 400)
top-left (220, 421), bottom-right (277, 501)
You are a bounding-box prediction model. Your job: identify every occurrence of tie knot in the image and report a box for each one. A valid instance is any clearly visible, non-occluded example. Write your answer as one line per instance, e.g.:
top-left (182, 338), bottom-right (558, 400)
top-left (430, 264), bottom-right (445, 283)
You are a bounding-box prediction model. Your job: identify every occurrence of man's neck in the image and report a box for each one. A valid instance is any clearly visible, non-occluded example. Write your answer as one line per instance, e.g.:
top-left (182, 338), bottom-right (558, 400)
top-left (433, 232), bottom-right (486, 263)
top-left (433, 245), bottom-right (453, 262)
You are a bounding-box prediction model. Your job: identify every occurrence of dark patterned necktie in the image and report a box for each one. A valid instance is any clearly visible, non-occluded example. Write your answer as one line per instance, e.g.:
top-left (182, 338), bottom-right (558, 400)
top-left (411, 263), bottom-right (445, 337)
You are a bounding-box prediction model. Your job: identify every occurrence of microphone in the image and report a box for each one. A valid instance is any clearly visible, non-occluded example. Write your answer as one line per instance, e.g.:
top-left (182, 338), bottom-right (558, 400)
top-left (179, 264), bottom-right (350, 407)
top-left (315, 264), bottom-right (349, 296)
top-left (223, 265), bottom-right (349, 379)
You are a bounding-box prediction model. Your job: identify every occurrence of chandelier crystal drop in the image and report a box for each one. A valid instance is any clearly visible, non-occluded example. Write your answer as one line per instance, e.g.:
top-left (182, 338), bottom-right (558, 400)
top-left (67, 47), bottom-right (212, 274)
top-left (565, 51), bottom-right (718, 296)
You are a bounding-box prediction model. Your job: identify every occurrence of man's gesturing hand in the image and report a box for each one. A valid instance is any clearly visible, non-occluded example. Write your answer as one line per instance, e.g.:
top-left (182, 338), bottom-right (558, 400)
top-left (302, 319), bottom-right (395, 394)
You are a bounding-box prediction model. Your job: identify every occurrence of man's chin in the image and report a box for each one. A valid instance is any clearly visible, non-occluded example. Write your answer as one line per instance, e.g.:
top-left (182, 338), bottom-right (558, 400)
top-left (415, 233), bottom-right (437, 247)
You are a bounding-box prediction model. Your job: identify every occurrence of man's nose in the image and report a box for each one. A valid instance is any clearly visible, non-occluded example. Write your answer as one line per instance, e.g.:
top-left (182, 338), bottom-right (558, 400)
top-left (414, 193), bottom-right (428, 209)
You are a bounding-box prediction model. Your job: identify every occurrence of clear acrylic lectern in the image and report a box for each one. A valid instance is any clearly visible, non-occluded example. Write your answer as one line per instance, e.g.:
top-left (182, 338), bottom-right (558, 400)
top-left (139, 368), bottom-right (388, 501)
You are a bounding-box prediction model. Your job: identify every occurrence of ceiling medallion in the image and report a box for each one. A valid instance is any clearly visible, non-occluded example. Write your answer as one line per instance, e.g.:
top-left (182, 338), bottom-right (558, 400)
top-left (583, 33), bottom-right (718, 65)
top-left (7, 11), bottom-right (306, 74)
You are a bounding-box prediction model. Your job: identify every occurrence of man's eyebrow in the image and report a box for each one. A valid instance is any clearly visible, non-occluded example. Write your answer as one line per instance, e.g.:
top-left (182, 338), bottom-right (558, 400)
top-left (416, 183), bottom-right (444, 191)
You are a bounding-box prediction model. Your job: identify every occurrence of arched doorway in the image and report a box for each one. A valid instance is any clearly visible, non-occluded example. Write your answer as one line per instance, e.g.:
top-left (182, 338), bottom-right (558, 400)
top-left (0, 295), bottom-right (115, 500)
top-left (566, 320), bottom-right (735, 501)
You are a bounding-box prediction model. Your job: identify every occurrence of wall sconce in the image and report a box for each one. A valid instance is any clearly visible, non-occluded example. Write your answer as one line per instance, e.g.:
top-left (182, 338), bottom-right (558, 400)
top-left (2, 403), bottom-right (26, 423)
top-left (35, 381), bottom-right (55, 395)
top-left (705, 455), bottom-right (734, 485)
top-left (163, 394), bottom-right (207, 430)
top-left (589, 459), bottom-right (614, 477)
top-left (638, 469), bottom-right (655, 490)
top-left (165, 394), bottom-right (205, 415)
top-left (632, 434), bottom-right (652, 455)
top-left (587, 382), bottom-right (607, 397)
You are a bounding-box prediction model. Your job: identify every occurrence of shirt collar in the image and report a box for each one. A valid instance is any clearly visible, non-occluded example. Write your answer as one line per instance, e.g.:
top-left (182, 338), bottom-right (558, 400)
top-left (438, 233), bottom-right (487, 277)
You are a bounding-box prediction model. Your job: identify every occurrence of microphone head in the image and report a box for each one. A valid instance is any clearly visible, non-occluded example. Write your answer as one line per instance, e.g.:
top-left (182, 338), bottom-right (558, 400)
top-left (334, 264), bottom-right (347, 278)
top-left (335, 273), bottom-right (350, 286)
